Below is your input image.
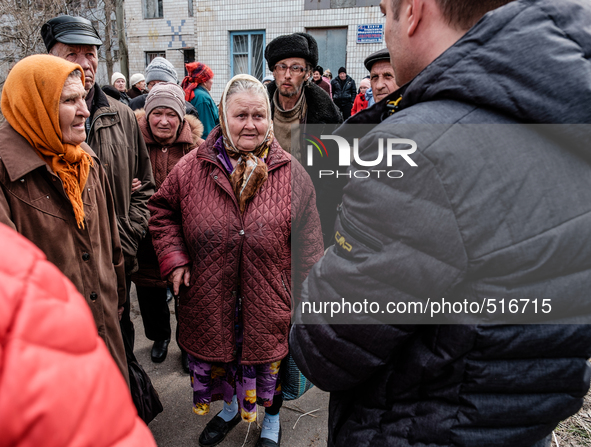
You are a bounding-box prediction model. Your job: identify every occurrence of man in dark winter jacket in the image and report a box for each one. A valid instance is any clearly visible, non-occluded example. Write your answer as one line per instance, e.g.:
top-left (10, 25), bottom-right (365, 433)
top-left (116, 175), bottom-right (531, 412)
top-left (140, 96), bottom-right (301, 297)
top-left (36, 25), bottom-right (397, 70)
top-left (290, 1), bottom-right (591, 446)
top-left (265, 32), bottom-right (343, 246)
top-left (331, 67), bottom-right (356, 120)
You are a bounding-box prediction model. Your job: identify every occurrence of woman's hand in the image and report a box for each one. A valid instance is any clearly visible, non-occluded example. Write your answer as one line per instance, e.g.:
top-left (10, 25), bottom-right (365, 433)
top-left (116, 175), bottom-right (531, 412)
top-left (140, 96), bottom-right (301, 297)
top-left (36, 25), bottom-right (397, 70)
top-left (169, 265), bottom-right (191, 295)
top-left (131, 178), bottom-right (142, 193)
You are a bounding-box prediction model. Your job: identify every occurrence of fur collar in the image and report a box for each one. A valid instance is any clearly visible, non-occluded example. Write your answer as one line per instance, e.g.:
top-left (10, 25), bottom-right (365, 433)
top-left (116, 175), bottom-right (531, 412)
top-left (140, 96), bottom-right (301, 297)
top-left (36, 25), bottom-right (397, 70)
top-left (134, 109), bottom-right (203, 147)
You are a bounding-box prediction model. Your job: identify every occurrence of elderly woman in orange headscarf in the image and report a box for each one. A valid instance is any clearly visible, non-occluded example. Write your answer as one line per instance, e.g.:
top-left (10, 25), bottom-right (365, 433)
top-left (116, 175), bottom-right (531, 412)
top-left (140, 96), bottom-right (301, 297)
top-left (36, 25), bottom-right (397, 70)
top-left (0, 54), bottom-right (128, 381)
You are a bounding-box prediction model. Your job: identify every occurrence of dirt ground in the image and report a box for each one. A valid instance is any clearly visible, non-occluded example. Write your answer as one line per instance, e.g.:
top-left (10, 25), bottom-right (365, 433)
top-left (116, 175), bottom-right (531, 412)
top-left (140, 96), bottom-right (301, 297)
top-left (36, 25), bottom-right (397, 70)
top-left (554, 390), bottom-right (591, 446)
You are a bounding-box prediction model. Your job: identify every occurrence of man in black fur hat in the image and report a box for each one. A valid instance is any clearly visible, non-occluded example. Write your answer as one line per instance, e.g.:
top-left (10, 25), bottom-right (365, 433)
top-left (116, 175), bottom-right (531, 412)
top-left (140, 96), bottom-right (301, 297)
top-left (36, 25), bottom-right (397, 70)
top-left (265, 32), bottom-right (343, 246)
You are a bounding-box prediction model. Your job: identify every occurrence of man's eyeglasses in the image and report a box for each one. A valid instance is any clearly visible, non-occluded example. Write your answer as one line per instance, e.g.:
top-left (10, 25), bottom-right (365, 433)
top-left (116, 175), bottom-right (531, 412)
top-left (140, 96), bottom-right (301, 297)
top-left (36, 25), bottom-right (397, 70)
top-left (273, 64), bottom-right (307, 75)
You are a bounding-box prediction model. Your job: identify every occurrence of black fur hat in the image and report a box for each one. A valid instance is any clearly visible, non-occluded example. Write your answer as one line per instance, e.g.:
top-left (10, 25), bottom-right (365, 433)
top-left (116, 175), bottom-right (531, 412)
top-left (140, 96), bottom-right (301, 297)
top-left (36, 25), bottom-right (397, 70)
top-left (265, 33), bottom-right (318, 71)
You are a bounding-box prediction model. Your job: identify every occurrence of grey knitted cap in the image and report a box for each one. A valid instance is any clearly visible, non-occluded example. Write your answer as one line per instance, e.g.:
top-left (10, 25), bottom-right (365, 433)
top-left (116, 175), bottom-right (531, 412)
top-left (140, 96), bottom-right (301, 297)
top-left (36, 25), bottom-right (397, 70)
top-left (145, 57), bottom-right (178, 84)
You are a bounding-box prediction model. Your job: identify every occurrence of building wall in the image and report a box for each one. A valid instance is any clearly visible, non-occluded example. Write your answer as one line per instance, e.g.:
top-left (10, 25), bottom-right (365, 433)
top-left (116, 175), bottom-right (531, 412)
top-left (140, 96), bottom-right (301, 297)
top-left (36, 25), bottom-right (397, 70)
top-left (125, 0), bottom-right (386, 102)
top-left (126, 0), bottom-right (195, 83)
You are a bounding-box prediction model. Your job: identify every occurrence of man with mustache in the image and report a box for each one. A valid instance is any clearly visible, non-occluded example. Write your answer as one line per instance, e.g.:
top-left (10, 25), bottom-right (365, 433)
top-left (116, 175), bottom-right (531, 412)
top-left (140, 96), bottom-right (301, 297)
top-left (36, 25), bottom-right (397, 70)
top-left (364, 47), bottom-right (399, 106)
top-left (264, 33), bottom-right (343, 246)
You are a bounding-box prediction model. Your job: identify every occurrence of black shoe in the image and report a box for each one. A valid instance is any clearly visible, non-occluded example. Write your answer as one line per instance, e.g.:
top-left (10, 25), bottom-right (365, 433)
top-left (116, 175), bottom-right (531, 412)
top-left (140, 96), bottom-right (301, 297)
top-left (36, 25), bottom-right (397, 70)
top-left (255, 425), bottom-right (281, 447)
top-left (198, 412), bottom-right (241, 447)
top-left (181, 350), bottom-right (190, 374)
top-left (151, 339), bottom-right (170, 363)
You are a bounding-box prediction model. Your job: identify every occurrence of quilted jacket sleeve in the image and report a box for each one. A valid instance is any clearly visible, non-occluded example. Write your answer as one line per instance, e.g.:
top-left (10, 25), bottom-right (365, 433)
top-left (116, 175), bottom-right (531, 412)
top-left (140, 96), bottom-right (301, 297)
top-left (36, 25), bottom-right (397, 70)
top-left (290, 126), bottom-right (469, 392)
top-left (291, 161), bottom-right (324, 302)
top-left (0, 223), bottom-right (156, 447)
top-left (148, 152), bottom-right (193, 279)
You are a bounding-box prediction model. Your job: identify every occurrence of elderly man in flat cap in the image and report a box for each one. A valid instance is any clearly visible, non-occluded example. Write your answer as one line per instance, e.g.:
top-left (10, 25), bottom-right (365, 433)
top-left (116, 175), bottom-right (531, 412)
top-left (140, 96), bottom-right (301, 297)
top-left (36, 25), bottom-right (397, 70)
top-left (42, 15), bottom-right (155, 353)
top-left (364, 48), bottom-right (399, 107)
top-left (265, 32), bottom-right (343, 247)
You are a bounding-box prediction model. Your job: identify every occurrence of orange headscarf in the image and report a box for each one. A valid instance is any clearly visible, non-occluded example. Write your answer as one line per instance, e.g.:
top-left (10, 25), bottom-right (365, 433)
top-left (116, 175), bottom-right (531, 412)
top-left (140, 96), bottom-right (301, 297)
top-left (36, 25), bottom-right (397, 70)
top-left (1, 54), bottom-right (93, 229)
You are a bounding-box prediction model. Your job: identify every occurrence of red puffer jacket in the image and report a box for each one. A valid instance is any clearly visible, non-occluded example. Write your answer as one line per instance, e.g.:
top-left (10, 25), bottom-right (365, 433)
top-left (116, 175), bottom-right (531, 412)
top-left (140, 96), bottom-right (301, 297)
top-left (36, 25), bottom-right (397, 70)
top-left (149, 127), bottom-right (324, 365)
top-left (0, 223), bottom-right (156, 447)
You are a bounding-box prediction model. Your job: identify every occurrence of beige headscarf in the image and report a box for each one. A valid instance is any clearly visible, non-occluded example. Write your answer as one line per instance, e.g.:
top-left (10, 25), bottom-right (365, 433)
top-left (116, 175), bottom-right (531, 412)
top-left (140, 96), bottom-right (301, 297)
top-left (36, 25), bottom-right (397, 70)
top-left (218, 74), bottom-right (275, 213)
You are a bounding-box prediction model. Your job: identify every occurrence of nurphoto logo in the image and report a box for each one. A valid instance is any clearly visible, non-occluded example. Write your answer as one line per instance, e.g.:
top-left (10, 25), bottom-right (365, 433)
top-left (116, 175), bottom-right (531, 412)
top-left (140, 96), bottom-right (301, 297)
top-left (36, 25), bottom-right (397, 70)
top-left (304, 134), bottom-right (418, 179)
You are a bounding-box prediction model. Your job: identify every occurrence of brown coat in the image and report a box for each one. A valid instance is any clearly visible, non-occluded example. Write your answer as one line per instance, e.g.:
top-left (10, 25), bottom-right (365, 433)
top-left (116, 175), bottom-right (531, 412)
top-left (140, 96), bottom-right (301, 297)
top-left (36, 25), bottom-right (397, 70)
top-left (0, 122), bottom-right (128, 381)
top-left (87, 86), bottom-right (155, 275)
top-left (148, 127), bottom-right (324, 365)
top-left (131, 110), bottom-right (203, 288)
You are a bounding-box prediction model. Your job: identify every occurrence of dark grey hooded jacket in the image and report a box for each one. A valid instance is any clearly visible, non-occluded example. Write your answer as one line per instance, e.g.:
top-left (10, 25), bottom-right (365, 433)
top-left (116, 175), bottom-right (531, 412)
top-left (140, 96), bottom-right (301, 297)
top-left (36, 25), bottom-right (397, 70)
top-left (290, 1), bottom-right (591, 446)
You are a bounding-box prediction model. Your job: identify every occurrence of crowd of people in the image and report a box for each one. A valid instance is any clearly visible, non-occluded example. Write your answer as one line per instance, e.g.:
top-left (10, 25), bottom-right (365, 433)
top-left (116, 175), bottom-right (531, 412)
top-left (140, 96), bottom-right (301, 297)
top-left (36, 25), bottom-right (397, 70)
top-left (1, 1), bottom-right (591, 447)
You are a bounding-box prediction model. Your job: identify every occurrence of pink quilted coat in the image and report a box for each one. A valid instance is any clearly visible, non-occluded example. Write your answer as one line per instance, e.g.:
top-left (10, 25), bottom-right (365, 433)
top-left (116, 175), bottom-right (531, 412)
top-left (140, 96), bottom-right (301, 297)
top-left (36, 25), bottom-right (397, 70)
top-left (148, 127), bottom-right (324, 365)
top-left (0, 223), bottom-right (156, 447)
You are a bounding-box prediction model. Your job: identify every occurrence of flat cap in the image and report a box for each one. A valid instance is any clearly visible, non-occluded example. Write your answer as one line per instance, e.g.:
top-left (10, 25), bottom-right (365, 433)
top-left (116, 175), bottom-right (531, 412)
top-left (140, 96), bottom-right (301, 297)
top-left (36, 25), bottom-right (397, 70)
top-left (364, 48), bottom-right (390, 71)
top-left (41, 16), bottom-right (102, 52)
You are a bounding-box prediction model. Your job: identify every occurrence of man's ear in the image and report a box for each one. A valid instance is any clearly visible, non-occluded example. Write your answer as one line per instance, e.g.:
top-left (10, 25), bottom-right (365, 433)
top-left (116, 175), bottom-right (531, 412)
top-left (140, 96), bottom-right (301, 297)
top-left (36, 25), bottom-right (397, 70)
top-left (407, 0), bottom-right (425, 37)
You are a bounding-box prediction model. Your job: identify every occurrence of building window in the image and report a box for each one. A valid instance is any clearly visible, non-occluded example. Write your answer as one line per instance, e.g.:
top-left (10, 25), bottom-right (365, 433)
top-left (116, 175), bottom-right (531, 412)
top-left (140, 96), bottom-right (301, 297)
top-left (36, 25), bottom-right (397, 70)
top-left (144, 0), bottom-right (163, 18)
top-left (188, 0), bottom-right (193, 17)
top-left (230, 31), bottom-right (265, 81)
top-left (145, 51), bottom-right (166, 67)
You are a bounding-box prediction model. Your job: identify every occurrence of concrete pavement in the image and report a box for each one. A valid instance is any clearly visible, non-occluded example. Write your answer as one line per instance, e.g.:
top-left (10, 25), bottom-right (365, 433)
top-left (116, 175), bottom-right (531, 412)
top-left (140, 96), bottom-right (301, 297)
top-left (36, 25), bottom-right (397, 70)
top-left (130, 285), bottom-right (329, 447)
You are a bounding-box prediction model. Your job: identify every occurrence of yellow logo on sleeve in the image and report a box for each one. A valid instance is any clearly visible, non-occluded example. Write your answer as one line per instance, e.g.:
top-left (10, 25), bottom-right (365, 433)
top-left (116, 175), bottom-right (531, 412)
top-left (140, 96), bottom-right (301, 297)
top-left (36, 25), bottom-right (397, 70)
top-left (335, 231), bottom-right (353, 252)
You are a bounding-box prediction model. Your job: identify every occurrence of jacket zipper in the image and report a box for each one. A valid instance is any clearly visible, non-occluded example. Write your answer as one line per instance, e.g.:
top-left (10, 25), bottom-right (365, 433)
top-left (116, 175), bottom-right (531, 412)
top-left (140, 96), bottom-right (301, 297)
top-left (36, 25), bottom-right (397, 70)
top-left (337, 204), bottom-right (383, 252)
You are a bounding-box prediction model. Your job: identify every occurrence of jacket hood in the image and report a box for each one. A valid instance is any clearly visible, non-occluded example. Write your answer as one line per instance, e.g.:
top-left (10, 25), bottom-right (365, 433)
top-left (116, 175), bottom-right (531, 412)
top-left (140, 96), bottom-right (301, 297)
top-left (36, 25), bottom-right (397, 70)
top-left (134, 109), bottom-right (203, 147)
top-left (401, 0), bottom-right (591, 124)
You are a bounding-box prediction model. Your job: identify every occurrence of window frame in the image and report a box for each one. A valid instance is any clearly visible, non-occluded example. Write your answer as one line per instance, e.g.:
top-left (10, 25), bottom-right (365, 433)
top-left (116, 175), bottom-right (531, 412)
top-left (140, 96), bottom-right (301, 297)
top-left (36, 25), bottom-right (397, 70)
top-left (229, 30), bottom-right (266, 81)
top-left (143, 0), bottom-right (163, 19)
top-left (145, 51), bottom-right (166, 68)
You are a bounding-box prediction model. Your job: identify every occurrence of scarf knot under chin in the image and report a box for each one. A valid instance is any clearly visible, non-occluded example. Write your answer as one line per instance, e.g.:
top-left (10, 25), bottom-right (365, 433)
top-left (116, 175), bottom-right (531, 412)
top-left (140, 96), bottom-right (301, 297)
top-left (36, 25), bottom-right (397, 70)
top-left (222, 131), bottom-right (272, 214)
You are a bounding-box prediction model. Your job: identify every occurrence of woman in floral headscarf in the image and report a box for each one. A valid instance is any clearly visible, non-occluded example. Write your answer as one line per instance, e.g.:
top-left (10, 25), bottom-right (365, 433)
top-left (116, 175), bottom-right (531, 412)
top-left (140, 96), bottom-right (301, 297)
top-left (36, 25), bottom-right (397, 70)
top-left (148, 74), bottom-right (323, 447)
top-left (181, 61), bottom-right (219, 139)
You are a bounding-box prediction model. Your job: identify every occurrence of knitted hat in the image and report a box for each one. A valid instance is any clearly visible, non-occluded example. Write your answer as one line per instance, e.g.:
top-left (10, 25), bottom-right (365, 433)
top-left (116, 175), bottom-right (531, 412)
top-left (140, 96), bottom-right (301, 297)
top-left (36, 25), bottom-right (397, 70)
top-left (145, 57), bottom-right (178, 84)
top-left (145, 82), bottom-right (185, 121)
top-left (129, 73), bottom-right (145, 87)
top-left (41, 15), bottom-right (102, 51)
top-left (185, 62), bottom-right (213, 84)
top-left (265, 32), bottom-right (318, 71)
top-left (111, 72), bottom-right (125, 85)
top-left (338, 67), bottom-right (347, 74)
top-left (364, 48), bottom-right (391, 71)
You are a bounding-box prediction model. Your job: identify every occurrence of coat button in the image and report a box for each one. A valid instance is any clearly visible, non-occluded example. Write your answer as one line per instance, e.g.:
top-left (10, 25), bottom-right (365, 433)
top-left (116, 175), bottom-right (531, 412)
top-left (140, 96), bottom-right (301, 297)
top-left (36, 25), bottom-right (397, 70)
top-left (232, 350), bottom-right (237, 356)
top-left (90, 292), bottom-right (98, 301)
top-left (82, 252), bottom-right (90, 261)
top-left (213, 175), bottom-right (218, 180)
top-left (20, 178), bottom-right (24, 182)
top-left (239, 230), bottom-right (245, 236)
